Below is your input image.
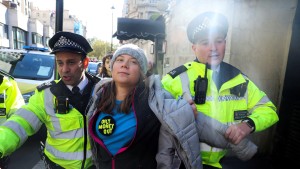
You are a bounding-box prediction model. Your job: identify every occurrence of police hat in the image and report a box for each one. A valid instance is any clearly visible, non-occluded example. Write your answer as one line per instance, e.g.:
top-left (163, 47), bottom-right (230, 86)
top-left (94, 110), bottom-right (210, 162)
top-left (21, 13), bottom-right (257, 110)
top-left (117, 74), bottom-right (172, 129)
top-left (187, 11), bottom-right (228, 44)
top-left (48, 31), bottom-right (93, 55)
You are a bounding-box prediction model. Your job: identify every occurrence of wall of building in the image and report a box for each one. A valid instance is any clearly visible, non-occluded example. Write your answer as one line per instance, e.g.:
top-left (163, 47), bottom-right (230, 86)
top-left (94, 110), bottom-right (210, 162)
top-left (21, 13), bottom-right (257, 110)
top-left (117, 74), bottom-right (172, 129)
top-left (230, 0), bottom-right (296, 106)
top-left (0, 3), bottom-right (9, 47)
top-left (163, 0), bottom-right (297, 154)
top-left (7, 8), bottom-right (28, 30)
top-left (0, 3), bottom-right (6, 24)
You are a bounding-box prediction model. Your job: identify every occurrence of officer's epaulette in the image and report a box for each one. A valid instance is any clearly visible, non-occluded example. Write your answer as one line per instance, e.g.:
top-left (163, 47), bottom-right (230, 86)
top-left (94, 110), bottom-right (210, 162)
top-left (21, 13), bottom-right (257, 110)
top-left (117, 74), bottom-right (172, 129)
top-left (241, 72), bottom-right (249, 80)
top-left (0, 69), bottom-right (14, 80)
top-left (37, 81), bottom-right (56, 92)
top-left (167, 65), bottom-right (188, 79)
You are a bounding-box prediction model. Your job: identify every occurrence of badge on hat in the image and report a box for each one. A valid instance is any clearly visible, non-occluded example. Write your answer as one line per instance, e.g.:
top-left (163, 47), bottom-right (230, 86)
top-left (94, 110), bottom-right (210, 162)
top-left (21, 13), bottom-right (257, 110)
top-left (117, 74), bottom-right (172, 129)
top-left (48, 31), bottom-right (93, 55)
top-left (54, 36), bottom-right (85, 52)
top-left (187, 12), bottom-right (229, 43)
top-left (97, 116), bottom-right (116, 136)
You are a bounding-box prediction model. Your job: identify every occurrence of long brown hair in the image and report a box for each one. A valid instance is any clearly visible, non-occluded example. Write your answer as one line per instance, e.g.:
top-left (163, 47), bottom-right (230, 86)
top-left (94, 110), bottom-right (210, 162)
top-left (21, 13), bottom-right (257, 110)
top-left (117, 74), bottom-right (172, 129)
top-left (96, 70), bottom-right (147, 115)
top-left (99, 54), bottom-right (113, 78)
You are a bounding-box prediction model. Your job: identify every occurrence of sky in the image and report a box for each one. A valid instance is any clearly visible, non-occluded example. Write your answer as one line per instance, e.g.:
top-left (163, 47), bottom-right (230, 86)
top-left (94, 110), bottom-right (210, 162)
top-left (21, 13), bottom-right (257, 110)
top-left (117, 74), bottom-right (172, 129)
top-left (30, 0), bottom-right (124, 43)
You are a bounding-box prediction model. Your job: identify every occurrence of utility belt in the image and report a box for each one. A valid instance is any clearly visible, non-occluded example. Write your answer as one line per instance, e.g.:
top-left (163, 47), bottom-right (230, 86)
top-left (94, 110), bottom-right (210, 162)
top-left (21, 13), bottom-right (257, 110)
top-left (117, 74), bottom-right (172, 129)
top-left (39, 141), bottom-right (64, 169)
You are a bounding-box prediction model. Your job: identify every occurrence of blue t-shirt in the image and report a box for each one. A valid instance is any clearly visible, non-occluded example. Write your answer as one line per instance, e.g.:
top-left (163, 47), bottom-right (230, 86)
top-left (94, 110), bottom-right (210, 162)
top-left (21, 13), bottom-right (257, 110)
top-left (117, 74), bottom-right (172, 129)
top-left (95, 100), bottom-right (136, 155)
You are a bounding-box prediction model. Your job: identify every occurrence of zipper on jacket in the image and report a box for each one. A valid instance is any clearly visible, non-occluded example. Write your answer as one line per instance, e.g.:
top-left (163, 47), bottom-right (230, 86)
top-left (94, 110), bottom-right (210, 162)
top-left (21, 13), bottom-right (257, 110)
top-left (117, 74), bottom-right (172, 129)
top-left (112, 157), bottom-right (115, 169)
top-left (82, 83), bottom-right (97, 169)
top-left (81, 114), bottom-right (87, 169)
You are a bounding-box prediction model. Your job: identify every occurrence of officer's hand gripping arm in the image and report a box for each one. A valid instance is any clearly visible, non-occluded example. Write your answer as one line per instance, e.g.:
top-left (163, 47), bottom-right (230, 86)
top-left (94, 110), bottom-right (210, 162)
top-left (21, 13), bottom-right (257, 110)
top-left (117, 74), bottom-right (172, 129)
top-left (195, 112), bottom-right (258, 161)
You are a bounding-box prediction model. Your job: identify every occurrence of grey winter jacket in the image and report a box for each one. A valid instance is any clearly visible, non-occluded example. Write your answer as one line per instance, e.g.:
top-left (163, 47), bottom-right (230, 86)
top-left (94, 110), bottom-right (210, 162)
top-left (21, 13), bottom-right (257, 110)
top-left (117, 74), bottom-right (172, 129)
top-left (148, 75), bottom-right (257, 169)
top-left (148, 75), bottom-right (202, 168)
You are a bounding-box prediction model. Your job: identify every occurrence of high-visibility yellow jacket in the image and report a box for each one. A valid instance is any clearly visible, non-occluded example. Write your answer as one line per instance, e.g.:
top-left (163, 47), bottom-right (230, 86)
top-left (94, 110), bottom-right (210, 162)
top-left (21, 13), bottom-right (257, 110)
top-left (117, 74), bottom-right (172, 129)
top-left (0, 73), bottom-right (24, 125)
top-left (162, 61), bottom-right (279, 168)
top-left (0, 76), bottom-right (99, 168)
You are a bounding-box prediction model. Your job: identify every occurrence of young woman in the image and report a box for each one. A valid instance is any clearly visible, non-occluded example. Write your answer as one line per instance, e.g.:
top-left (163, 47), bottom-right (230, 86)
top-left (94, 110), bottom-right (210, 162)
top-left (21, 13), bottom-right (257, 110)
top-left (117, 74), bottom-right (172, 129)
top-left (87, 44), bottom-right (257, 169)
top-left (97, 54), bottom-right (112, 78)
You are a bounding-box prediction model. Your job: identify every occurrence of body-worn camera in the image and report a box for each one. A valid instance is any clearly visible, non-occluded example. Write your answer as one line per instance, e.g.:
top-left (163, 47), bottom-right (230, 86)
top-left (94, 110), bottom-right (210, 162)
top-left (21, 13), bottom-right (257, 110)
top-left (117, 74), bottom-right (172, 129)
top-left (55, 96), bottom-right (69, 114)
top-left (194, 76), bottom-right (208, 104)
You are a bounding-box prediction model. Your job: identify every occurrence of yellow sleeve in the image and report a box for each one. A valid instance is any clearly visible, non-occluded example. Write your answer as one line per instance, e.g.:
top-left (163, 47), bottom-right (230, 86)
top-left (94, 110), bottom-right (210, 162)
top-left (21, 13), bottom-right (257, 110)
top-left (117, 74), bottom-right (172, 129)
top-left (247, 79), bottom-right (279, 131)
top-left (6, 79), bottom-right (25, 117)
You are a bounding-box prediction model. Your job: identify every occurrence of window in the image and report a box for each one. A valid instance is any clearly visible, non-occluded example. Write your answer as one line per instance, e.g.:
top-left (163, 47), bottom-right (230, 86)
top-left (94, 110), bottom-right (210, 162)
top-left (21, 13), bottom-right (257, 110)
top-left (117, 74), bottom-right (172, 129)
top-left (45, 37), bottom-right (50, 47)
top-left (0, 24), bottom-right (3, 38)
top-left (32, 33), bottom-right (42, 44)
top-left (164, 57), bottom-right (170, 68)
top-left (12, 27), bottom-right (27, 49)
top-left (139, 12), bottom-right (144, 18)
top-left (0, 23), bottom-right (8, 39)
top-left (25, 0), bottom-right (28, 14)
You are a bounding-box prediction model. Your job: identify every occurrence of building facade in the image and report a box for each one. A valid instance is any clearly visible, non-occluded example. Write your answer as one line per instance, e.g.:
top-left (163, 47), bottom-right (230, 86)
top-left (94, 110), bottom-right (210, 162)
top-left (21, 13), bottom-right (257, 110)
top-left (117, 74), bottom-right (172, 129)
top-left (121, 0), bottom-right (169, 75)
top-left (0, 0), bottom-right (86, 49)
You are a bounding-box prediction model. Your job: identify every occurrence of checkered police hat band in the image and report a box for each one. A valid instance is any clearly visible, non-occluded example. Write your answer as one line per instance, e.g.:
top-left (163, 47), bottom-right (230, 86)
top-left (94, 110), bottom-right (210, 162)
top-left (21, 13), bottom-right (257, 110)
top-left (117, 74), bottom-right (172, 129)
top-left (192, 17), bottom-right (210, 41)
top-left (54, 36), bottom-right (85, 52)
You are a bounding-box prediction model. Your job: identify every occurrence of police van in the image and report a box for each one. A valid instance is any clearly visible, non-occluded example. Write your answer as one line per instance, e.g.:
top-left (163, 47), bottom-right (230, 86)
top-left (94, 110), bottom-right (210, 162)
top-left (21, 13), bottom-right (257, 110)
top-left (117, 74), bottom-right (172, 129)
top-left (0, 46), bottom-right (55, 102)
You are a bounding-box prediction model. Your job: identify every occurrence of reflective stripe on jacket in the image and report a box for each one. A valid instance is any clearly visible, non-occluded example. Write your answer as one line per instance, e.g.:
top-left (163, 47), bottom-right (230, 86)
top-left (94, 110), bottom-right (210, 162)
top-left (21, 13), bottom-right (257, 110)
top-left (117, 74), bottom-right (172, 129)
top-left (0, 75), bottom-right (24, 125)
top-left (0, 80), bottom-right (93, 169)
top-left (162, 61), bottom-right (279, 168)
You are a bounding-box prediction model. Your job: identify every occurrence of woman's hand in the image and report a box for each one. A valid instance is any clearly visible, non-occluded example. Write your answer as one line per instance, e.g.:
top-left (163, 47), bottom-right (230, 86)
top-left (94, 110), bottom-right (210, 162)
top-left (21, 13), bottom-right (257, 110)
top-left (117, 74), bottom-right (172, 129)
top-left (187, 100), bottom-right (197, 117)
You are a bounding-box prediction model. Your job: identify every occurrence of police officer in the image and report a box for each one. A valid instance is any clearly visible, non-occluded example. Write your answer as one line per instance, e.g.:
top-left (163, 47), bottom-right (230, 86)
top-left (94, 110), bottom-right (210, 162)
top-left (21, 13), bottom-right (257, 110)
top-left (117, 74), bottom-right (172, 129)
top-left (0, 70), bottom-right (24, 124)
top-left (0, 31), bottom-right (100, 169)
top-left (0, 70), bottom-right (24, 169)
top-left (161, 11), bottom-right (279, 169)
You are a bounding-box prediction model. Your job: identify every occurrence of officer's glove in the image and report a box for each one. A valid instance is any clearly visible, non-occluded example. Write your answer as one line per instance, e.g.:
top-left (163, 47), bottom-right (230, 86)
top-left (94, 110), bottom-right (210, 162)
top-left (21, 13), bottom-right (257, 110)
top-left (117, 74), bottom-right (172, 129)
top-left (195, 112), bottom-right (257, 161)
